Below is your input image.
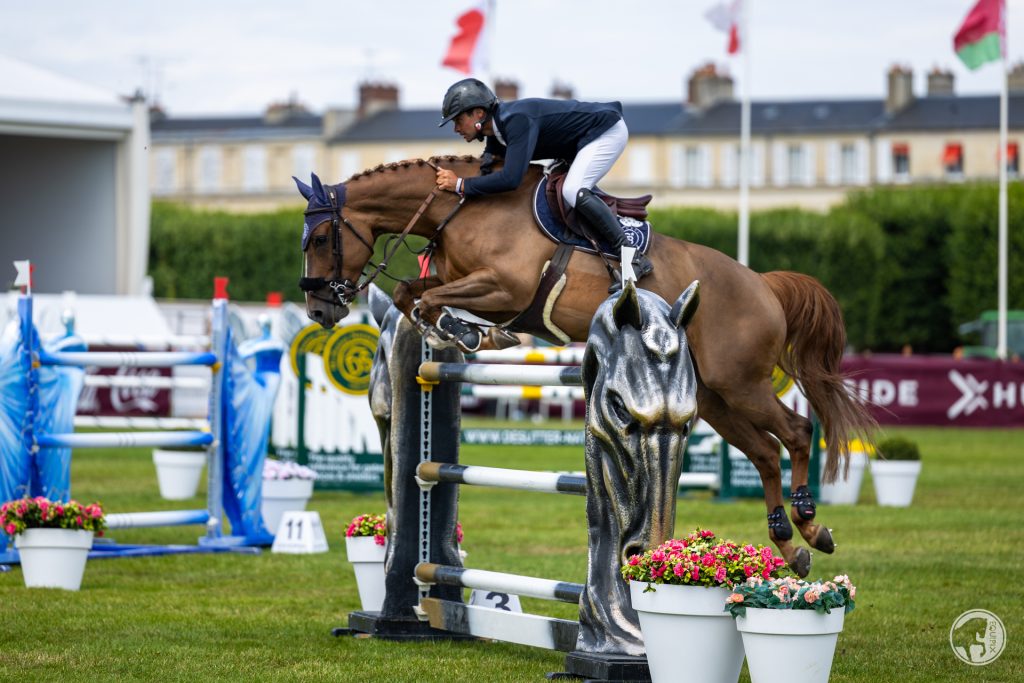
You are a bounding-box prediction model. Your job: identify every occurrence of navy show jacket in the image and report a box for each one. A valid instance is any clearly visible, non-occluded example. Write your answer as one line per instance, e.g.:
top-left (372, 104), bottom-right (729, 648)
top-left (461, 97), bottom-right (623, 198)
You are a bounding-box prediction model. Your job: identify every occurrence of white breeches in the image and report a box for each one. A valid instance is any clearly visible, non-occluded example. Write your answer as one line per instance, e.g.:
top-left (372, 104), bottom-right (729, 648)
top-left (561, 119), bottom-right (629, 208)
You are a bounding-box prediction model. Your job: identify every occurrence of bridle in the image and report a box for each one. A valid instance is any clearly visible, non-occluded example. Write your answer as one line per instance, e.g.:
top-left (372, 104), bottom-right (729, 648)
top-left (298, 161), bottom-right (464, 308)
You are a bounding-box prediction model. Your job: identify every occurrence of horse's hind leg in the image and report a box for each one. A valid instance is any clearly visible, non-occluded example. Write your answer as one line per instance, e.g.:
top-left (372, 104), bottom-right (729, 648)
top-left (698, 387), bottom-right (812, 578)
top-left (773, 400), bottom-right (835, 555)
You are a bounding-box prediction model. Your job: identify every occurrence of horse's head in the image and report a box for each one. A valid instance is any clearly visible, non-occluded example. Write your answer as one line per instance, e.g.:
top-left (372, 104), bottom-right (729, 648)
top-left (294, 173), bottom-right (372, 328)
top-left (582, 280), bottom-right (701, 559)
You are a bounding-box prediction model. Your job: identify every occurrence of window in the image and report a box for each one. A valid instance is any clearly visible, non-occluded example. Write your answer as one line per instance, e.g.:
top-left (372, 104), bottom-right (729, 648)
top-left (787, 144), bottom-right (804, 185)
top-left (197, 146), bottom-right (222, 193)
top-left (628, 145), bottom-right (653, 184)
top-left (839, 144), bottom-right (858, 184)
top-left (337, 150), bottom-right (362, 180)
top-left (943, 143), bottom-right (963, 178)
top-left (153, 148), bottom-right (177, 195)
top-left (684, 147), bottom-right (701, 185)
top-left (292, 144), bottom-right (316, 180)
top-left (892, 142), bottom-right (910, 181)
top-left (242, 146), bottom-right (267, 192)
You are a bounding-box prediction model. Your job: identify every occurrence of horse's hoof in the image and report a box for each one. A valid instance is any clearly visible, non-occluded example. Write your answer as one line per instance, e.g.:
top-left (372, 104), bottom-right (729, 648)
top-left (790, 548), bottom-right (812, 578)
top-left (812, 526), bottom-right (835, 554)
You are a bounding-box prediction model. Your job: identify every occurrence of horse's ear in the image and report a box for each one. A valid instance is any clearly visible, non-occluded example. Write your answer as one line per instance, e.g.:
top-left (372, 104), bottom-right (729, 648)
top-left (293, 176), bottom-right (314, 200)
top-left (367, 284), bottom-right (394, 326)
top-left (670, 280), bottom-right (700, 330)
top-left (311, 173), bottom-right (326, 200)
top-left (612, 280), bottom-right (643, 331)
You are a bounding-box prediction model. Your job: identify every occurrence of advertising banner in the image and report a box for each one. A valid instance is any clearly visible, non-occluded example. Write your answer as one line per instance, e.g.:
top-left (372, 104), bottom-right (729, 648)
top-left (842, 355), bottom-right (1024, 427)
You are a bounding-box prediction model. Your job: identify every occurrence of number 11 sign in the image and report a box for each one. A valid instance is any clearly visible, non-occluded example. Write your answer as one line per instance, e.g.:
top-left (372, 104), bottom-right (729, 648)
top-left (271, 511), bottom-right (329, 554)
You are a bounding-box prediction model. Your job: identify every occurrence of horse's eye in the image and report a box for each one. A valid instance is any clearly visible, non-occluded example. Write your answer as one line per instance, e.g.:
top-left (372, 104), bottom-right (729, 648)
top-left (313, 234), bottom-right (329, 248)
top-left (609, 392), bottom-right (632, 424)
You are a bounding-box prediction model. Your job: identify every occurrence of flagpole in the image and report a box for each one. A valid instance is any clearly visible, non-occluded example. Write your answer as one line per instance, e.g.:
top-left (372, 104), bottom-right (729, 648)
top-left (737, 0), bottom-right (751, 267)
top-left (486, 0), bottom-right (496, 86)
top-left (997, 50), bottom-right (1008, 359)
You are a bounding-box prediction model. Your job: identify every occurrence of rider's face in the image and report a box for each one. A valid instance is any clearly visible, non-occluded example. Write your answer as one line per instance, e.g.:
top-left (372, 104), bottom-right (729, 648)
top-left (453, 110), bottom-right (481, 142)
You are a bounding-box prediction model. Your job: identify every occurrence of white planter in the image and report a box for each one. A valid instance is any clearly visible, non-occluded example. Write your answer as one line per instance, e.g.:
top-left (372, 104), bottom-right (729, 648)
top-left (15, 528), bottom-right (94, 591)
top-left (870, 460), bottom-right (922, 507)
top-left (818, 450), bottom-right (868, 504)
top-left (153, 449), bottom-right (206, 500)
top-left (345, 536), bottom-right (388, 612)
top-left (736, 608), bottom-right (845, 683)
top-left (629, 583), bottom-right (743, 683)
top-left (261, 478), bottom-right (314, 534)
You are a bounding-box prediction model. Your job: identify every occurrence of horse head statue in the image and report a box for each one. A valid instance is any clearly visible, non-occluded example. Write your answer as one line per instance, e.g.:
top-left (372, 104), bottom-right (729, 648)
top-left (577, 279), bottom-right (700, 655)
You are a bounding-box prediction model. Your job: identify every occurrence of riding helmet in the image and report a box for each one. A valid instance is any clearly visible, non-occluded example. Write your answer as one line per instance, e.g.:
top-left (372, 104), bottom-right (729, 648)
top-left (439, 78), bottom-right (498, 127)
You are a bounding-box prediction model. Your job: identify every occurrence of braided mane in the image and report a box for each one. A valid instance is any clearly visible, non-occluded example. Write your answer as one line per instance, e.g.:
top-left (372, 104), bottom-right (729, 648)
top-left (346, 155), bottom-right (478, 183)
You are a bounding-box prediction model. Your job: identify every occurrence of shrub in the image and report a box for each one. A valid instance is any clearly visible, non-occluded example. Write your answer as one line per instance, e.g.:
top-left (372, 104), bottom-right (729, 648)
top-left (876, 437), bottom-right (921, 461)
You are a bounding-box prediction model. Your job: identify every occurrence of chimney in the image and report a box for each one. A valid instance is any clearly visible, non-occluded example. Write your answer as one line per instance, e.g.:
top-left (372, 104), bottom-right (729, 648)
top-left (264, 93), bottom-right (310, 124)
top-left (494, 78), bottom-right (519, 102)
top-left (687, 63), bottom-right (734, 109)
top-left (550, 81), bottom-right (574, 100)
top-left (1009, 62), bottom-right (1024, 93)
top-left (886, 65), bottom-right (914, 114)
top-left (323, 108), bottom-right (357, 138)
top-left (358, 81), bottom-right (399, 118)
top-left (927, 67), bottom-right (955, 96)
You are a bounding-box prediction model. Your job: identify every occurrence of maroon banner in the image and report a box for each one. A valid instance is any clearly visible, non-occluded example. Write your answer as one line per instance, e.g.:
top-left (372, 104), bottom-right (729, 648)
top-left (75, 346), bottom-right (172, 417)
top-left (841, 354), bottom-right (1024, 427)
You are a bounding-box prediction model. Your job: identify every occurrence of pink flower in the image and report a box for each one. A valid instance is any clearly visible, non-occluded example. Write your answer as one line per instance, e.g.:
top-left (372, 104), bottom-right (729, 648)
top-left (627, 555), bottom-right (640, 566)
top-left (804, 590), bottom-right (819, 604)
top-left (761, 568), bottom-right (771, 579)
top-left (4, 523), bottom-right (15, 535)
top-left (673, 563), bottom-right (685, 577)
top-left (373, 535), bottom-right (385, 546)
top-left (690, 566), bottom-right (700, 581)
top-left (700, 530), bottom-right (715, 538)
top-left (744, 544), bottom-right (756, 555)
top-left (744, 565), bottom-right (754, 577)
top-left (760, 547), bottom-right (773, 563)
top-left (714, 565), bottom-right (727, 583)
top-left (701, 553), bottom-right (715, 567)
top-left (651, 550), bottom-right (666, 563)
top-left (726, 593), bottom-right (744, 604)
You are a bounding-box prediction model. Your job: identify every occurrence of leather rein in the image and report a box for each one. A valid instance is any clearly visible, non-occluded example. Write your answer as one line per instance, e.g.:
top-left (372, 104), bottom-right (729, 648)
top-left (298, 161), bottom-right (464, 307)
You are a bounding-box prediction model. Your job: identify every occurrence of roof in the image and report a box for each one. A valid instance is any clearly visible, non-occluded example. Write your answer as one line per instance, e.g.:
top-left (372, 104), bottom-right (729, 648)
top-left (331, 109), bottom-right (453, 142)
top-left (151, 113), bottom-right (322, 142)
top-left (0, 53), bottom-right (124, 107)
top-left (671, 99), bottom-right (886, 136)
top-left (884, 95), bottom-right (1024, 131)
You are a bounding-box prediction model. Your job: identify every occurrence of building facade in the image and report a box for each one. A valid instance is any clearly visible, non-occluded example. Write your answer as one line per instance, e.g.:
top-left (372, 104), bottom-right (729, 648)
top-left (150, 66), bottom-right (1024, 213)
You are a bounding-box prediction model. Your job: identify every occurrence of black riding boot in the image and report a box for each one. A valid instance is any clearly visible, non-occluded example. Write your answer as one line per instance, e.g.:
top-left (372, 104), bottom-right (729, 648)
top-left (575, 188), bottom-right (654, 280)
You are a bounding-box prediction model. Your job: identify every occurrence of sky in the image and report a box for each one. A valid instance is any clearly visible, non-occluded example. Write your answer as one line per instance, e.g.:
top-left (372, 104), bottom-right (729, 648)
top-left (3, 0), bottom-right (1024, 116)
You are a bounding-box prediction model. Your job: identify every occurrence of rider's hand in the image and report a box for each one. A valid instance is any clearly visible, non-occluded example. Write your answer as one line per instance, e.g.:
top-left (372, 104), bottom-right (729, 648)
top-left (436, 169), bottom-right (460, 193)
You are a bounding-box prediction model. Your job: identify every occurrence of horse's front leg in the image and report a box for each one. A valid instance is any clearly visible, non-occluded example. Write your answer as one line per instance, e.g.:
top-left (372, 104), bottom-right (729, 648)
top-left (393, 277), bottom-right (453, 347)
top-left (418, 268), bottom-right (520, 353)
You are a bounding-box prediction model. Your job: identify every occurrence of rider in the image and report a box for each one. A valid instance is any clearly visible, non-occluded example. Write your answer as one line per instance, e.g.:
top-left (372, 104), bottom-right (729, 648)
top-left (435, 78), bottom-right (654, 279)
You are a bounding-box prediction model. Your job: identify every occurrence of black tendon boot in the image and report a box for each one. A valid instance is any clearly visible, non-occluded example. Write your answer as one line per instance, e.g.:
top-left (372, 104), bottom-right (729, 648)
top-left (575, 189), bottom-right (654, 280)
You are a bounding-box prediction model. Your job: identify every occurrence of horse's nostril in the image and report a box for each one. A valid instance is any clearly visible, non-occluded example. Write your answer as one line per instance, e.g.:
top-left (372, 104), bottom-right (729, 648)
top-left (311, 309), bottom-right (323, 320)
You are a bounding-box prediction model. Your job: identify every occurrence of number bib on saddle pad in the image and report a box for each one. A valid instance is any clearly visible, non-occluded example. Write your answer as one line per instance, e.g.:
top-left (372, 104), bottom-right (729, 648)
top-left (532, 176), bottom-right (652, 259)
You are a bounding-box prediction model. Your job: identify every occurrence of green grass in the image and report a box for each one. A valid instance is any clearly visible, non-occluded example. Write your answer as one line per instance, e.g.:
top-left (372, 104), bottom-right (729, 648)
top-left (1, 427), bottom-right (1022, 682)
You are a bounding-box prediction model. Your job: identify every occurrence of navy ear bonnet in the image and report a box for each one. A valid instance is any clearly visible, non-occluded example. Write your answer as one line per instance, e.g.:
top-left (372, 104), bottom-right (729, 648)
top-left (294, 173), bottom-right (347, 250)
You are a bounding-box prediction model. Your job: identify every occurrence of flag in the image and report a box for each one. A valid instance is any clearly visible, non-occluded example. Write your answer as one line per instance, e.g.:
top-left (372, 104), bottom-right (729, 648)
top-left (13, 260), bottom-right (31, 290)
top-left (954, 0), bottom-right (1005, 70)
top-left (442, 3), bottom-right (489, 75)
top-left (705, 0), bottom-right (741, 55)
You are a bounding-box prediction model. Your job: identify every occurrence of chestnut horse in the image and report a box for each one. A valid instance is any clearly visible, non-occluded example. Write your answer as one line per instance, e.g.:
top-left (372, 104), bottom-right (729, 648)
top-left (296, 155), bottom-right (875, 576)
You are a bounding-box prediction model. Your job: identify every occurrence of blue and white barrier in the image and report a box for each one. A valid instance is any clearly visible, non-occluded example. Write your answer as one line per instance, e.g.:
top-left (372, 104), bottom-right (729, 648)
top-left (418, 361), bottom-right (582, 387)
top-left (416, 462), bottom-right (586, 496)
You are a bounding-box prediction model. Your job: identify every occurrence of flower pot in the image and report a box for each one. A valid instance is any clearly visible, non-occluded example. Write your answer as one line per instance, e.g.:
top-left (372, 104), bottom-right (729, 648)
top-left (345, 536), bottom-right (388, 611)
top-left (629, 583), bottom-right (743, 683)
top-left (870, 460), bottom-right (921, 507)
top-left (261, 478), bottom-right (314, 534)
top-left (15, 528), bottom-right (94, 591)
top-left (153, 449), bottom-right (206, 500)
top-left (736, 608), bottom-right (845, 683)
top-left (818, 450), bottom-right (868, 504)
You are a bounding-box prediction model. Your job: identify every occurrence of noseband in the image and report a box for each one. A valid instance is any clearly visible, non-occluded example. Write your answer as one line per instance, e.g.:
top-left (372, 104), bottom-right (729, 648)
top-left (298, 164), bottom-right (465, 308)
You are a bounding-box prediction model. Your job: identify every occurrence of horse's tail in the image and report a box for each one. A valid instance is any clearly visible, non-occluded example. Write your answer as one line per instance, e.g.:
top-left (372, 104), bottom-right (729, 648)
top-left (761, 271), bottom-right (876, 482)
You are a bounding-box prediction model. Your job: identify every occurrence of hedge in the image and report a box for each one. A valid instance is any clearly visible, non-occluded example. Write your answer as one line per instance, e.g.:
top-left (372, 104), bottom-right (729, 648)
top-left (149, 182), bottom-right (1018, 353)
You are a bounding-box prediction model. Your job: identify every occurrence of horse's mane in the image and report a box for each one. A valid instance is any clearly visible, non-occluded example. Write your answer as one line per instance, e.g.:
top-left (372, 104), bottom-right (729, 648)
top-left (346, 155), bottom-right (479, 183)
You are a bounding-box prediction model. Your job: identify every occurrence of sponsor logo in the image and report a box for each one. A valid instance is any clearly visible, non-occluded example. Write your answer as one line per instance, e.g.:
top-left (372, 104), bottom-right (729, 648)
top-left (950, 609), bottom-right (1006, 666)
top-left (323, 324), bottom-right (379, 395)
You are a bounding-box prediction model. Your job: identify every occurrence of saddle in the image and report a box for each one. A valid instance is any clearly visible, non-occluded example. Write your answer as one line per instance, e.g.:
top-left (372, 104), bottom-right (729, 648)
top-left (544, 164), bottom-right (653, 226)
